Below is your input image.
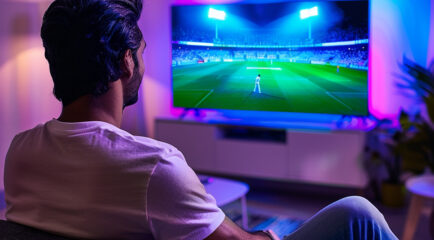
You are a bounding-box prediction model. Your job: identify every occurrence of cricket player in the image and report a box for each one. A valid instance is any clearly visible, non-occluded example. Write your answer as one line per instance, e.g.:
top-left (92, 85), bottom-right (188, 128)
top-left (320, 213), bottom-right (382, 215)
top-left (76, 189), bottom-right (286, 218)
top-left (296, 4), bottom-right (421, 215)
top-left (254, 74), bottom-right (261, 93)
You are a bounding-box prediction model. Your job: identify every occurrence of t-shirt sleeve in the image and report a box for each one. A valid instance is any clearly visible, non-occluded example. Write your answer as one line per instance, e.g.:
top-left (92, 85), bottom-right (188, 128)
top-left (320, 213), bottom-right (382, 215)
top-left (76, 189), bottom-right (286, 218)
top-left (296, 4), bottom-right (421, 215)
top-left (146, 148), bottom-right (225, 240)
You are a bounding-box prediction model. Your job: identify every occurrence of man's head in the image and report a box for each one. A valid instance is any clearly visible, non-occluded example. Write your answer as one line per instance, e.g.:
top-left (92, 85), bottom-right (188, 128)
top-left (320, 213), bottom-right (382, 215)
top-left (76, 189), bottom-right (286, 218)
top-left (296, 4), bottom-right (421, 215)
top-left (41, 0), bottom-right (144, 107)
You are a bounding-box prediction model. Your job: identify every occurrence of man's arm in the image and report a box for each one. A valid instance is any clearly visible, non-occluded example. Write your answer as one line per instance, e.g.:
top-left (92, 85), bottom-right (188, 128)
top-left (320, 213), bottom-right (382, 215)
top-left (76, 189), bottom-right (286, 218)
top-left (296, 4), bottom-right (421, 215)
top-left (147, 151), bottom-right (279, 240)
top-left (205, 217), bottom-right (279, 240)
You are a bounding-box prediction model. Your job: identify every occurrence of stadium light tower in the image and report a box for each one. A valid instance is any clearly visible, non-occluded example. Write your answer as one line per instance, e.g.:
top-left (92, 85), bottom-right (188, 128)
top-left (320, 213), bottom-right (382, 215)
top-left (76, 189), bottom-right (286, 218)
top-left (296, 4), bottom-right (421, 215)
top-left (208, 8), bottom-right (226, 41)
top-left (300, 6), bottom-right (318, 40)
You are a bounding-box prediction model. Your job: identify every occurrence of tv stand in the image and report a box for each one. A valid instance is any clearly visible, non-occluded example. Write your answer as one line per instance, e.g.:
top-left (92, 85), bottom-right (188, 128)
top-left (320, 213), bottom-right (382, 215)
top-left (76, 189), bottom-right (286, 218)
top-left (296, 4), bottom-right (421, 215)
top-left (155, 118), bottom-right (367, 188)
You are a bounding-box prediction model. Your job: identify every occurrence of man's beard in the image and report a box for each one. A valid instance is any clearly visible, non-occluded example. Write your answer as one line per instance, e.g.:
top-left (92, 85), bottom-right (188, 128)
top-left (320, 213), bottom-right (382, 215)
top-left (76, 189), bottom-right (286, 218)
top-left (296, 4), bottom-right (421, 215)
top-left (123, 66), bottom-right (142, 109)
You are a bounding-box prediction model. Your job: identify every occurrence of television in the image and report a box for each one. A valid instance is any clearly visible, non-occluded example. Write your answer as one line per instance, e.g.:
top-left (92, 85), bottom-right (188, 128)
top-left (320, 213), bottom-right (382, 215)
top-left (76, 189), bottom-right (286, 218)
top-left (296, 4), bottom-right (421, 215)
top-left (171, 0), bottom-right (369, 116)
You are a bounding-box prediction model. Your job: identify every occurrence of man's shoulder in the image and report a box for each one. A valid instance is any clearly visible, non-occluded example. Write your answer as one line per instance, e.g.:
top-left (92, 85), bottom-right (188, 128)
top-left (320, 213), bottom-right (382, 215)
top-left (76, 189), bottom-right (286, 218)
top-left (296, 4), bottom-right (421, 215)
top-left (9, 119), bottom-right (182, 160)
top-left (131, 135), bottom-right (182, 157)
top-left (67, 121), bottom-right (183, 159)
top-left (78, 121), bottom-right (185, 163)
top-left (7, 120), bottom-right (186, 175)
top-left (10, 122), bottom-right (46, 144)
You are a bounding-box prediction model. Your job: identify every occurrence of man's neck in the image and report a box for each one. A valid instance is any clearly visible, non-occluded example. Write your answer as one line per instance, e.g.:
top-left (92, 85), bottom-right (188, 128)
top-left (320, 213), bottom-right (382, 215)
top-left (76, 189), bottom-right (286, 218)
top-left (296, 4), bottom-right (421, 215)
top-left (58, 81), bottom-right (124, 128)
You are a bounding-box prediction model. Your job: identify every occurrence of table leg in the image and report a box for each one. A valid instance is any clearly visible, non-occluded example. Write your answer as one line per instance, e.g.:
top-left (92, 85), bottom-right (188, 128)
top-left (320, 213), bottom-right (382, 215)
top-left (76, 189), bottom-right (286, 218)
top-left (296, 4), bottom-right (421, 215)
top-left (402, 194), bottom-right (425, 240)
top-left (241, 195), bottom-right (248, 230)
top-left (430, 206), bottom-right (434, 240)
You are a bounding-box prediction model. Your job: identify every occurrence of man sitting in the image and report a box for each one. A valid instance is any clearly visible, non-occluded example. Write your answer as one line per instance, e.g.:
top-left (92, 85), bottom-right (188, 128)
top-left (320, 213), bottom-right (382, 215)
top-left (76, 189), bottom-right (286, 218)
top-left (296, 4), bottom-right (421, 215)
top-left (4, 0), bottom-right (398, 239)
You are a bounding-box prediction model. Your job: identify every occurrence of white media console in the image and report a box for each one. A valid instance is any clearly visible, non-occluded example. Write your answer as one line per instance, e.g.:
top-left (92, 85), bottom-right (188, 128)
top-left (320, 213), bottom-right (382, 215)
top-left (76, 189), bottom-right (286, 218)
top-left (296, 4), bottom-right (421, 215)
top-left (155, 118), bottom-right (368, 188)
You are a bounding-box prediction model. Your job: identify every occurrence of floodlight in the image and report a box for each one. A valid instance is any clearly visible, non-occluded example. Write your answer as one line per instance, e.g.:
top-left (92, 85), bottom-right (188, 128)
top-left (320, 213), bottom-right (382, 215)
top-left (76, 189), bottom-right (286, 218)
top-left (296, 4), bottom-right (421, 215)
top-left (300, 6), bottom-right (318, 20)
top-left (208, 8), bottom-right (226, 21)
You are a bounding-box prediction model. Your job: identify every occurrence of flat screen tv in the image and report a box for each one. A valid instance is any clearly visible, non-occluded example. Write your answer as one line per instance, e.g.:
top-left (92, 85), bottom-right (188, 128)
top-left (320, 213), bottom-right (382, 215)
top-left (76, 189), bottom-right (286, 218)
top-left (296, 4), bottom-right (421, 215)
top-left (171, 0), bottom-right (369, 116)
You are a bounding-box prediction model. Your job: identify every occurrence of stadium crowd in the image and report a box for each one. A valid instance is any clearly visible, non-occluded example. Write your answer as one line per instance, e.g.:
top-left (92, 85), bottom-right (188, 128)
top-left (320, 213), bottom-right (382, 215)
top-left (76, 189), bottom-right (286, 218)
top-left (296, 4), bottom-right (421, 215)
top-left (172, 45), bottom-right (368, 69)
top-left (173, 26), bottom-right (368, 46)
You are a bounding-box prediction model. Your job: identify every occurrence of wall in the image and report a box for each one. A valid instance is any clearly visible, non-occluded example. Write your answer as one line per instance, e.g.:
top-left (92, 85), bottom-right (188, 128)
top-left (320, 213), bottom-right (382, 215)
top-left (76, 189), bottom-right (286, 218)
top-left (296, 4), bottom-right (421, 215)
top-left (0, 0), bottom-right (433, 190)
top-left (369, 0), bottom-right (433, 118)
top-left (0, 0), bottom-right (56, 191)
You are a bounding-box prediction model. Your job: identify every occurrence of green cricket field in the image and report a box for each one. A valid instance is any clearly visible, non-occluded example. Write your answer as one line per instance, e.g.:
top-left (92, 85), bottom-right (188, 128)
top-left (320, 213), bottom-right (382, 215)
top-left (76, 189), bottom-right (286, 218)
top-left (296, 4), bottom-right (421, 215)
top-left (173, 61), bottom-right (368, 115)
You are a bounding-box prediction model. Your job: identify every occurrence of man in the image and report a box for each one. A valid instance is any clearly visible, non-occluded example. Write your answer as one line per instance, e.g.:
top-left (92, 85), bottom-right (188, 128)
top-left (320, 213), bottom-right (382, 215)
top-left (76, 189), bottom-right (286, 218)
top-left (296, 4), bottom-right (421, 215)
top-left (254, 74), bottom-right (261, 94)
top-left (4, 0), bottom-right (398, 239)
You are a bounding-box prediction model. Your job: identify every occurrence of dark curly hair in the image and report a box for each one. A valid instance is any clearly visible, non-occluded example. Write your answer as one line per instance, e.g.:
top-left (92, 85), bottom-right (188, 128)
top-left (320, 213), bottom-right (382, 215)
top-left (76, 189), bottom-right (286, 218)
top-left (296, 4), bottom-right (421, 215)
top-left (41, 0), bottom-right (143, 106)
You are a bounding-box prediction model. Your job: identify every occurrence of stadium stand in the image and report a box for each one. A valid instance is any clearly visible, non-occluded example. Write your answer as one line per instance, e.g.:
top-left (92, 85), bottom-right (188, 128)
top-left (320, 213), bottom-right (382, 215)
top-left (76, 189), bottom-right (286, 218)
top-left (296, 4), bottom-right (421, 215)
top-left (172, 26), bottom-right (368, 70)
top-left (172, 45), bottom-right (368, 69)
top-left (173, 26), bottom-right (368, 46)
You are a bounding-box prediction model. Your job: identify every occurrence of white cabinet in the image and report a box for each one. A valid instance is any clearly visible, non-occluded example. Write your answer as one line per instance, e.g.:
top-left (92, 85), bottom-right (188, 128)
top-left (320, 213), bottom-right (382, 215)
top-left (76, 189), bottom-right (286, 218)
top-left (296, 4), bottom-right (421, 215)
top-left (286, 131), bottom-right (366, 186)
top-left (155, 119), bottom-right (367, 187)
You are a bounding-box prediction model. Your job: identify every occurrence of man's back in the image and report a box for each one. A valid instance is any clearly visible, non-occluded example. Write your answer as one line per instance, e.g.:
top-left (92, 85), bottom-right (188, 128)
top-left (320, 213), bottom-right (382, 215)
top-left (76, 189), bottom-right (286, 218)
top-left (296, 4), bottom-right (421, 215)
top-left (5, 120), bottom-right (224, 239)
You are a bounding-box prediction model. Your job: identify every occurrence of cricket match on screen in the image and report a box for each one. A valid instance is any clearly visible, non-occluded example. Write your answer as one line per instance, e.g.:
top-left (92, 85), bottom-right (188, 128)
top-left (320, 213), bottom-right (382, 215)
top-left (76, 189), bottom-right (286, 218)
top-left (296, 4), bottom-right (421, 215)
top-left (171, 1), bottom-right (369, 115)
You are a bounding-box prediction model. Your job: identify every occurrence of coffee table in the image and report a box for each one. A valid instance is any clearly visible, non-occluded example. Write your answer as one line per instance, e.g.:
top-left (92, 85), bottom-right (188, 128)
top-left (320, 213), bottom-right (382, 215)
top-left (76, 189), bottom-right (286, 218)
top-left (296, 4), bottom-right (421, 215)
top-left (402, 175), bottom-right (434, 240)
top-left (199, 175), bottom-right (250, 229)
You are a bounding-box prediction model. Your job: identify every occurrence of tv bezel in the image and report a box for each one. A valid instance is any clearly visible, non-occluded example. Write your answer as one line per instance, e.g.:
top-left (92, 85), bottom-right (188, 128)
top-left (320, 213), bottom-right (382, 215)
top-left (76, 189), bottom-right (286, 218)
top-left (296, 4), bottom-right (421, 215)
top-left (170, 0), bottom-right (371, 117)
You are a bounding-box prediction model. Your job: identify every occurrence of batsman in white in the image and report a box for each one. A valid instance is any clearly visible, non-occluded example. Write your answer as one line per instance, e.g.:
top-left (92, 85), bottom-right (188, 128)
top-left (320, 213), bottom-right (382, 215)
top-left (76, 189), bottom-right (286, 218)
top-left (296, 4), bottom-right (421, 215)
top-left (254, 74), bottom-right (262, 93)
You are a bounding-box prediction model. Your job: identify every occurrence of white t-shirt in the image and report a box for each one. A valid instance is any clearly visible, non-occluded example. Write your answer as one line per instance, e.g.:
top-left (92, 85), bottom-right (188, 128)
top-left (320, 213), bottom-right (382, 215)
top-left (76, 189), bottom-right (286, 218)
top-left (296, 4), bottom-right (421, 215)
top-left (5, 119), bottom-right (225, 240)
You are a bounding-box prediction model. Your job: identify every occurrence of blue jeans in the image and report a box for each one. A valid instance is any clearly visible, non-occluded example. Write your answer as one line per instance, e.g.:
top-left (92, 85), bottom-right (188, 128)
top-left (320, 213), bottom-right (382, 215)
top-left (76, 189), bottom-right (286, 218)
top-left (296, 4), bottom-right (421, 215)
top-left (284, 196), bottom-right (398, 240)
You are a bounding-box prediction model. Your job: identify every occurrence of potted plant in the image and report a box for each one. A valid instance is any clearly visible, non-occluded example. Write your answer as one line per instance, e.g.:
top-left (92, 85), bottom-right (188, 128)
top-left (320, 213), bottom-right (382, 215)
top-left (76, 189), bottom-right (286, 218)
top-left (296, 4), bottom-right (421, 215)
top-left (364, 121), bottom-right (406, 207)
top-left (395, 56), bottom-right (434, 173)
top-left (364, 56), bottom-right (434, 207)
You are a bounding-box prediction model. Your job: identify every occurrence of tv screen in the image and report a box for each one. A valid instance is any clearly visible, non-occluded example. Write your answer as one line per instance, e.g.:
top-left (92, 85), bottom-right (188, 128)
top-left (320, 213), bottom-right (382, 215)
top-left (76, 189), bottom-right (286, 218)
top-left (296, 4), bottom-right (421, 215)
top-left (172, 0), bottom-right (369, 116)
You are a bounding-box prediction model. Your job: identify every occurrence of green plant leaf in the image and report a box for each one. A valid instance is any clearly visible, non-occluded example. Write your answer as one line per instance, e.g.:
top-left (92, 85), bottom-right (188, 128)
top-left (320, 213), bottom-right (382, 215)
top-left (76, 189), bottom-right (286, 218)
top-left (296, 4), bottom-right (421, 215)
top-left (399, 110), bottom-right (412, 131)
top-left (400, 56), bottom-right (434, 98)
top-left (403, 56), bottom-right (434, 86)
top-left (402, 154), bottom-right (428, 173)
top-left (426, 94), bottom-right (434, 123)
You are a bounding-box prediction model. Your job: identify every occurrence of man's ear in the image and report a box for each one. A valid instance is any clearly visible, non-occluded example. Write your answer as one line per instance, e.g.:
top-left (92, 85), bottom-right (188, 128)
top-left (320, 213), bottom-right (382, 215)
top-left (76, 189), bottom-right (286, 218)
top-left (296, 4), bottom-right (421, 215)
top-left (120, 49), bottom-right (134, 80)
